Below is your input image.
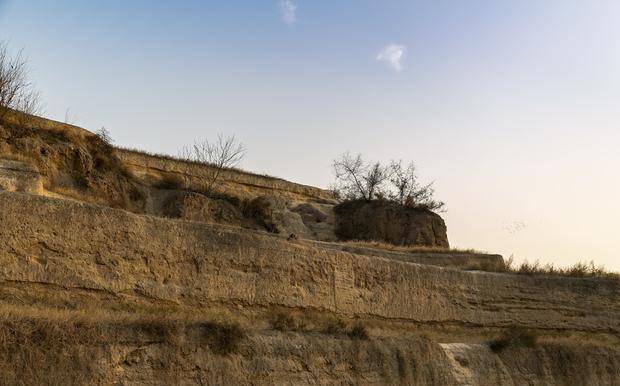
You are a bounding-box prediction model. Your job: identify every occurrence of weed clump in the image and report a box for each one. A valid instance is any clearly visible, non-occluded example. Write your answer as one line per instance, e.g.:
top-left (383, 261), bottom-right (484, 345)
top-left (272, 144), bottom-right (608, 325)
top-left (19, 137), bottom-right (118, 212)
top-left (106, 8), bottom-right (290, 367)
top-left (270, 312), bottom-right (302, 332)
top-left (488, 328), bottom-right (538, 353)
top-left (347, 323), bottom-right (369, 340)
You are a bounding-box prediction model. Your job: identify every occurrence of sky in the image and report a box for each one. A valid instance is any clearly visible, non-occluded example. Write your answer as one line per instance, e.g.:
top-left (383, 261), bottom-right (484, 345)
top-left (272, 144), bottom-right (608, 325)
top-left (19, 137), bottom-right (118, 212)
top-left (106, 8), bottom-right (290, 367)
top-left (1, 1), bottom-right (619, 270)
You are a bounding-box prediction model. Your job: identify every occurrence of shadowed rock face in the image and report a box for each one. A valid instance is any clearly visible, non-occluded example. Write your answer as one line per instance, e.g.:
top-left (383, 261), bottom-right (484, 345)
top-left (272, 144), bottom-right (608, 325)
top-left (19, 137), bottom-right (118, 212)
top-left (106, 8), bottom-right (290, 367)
top-left (334, 200), bottom-right (449, 248)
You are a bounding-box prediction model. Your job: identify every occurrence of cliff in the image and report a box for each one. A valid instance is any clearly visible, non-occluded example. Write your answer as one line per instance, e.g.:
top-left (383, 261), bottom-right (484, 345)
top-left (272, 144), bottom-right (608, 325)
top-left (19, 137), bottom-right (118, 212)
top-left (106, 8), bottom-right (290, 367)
top-left (0, 191), bottom-right (619, 384)
top-left (0, 116), bottom-right (618, 385)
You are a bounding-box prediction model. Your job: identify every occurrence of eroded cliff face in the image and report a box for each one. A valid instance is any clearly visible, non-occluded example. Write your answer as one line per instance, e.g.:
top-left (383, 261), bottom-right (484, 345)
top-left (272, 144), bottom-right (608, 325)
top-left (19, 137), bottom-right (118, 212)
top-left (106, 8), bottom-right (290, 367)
top-left (1, 118), bottom-right (619, 385)
top-left (3, 310), bottom-right (616, 386)
top-left (0, 190), bottom-right (619, 385)
top-left (2, 191), bottom-right (619, 332)
top-left (0, 119), bottom-right (450, 247)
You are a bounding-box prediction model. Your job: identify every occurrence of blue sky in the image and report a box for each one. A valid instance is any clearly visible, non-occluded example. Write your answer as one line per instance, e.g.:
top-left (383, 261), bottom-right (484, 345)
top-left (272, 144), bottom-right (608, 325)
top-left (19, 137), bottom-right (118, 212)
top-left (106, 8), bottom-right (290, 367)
top-left (1, 1), bottom-right (619, 270)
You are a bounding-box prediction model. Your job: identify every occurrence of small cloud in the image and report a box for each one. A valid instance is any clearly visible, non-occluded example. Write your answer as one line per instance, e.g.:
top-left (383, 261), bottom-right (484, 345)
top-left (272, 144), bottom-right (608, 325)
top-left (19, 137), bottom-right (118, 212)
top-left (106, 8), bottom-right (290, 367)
top-left (376, 44), bottom-right (406, 72)
top-left (280, 0), bottom-right (297, 27)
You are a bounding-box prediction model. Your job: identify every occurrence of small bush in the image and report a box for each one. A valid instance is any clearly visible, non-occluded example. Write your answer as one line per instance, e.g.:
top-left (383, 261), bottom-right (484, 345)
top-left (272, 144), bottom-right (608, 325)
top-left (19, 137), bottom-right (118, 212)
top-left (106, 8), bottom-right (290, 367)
top-left (347, 323), bottom-right (369, 340)
top-left (488, 328), bottom-right (538, 353)
top-left (270, 312), bottom-right (302, 332)
top-left (323, 318), bottom-right (369, 340)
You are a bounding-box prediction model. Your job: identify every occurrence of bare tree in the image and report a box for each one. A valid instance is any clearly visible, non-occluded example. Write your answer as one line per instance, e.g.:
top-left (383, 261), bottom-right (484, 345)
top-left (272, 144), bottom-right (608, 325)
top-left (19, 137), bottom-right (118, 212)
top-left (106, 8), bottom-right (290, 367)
top-left (0, 42), bottom-right (40, 120)
top-left (333, 154), bottom-right (445, 211)
top-left (332, 153), bottom-right (392, 201)
top-left (389, 160), bottom-right (418, 205)
top-left (179, 134), bottom-right (245, 194)
top-left (389, 160), bottom-right (444, 211)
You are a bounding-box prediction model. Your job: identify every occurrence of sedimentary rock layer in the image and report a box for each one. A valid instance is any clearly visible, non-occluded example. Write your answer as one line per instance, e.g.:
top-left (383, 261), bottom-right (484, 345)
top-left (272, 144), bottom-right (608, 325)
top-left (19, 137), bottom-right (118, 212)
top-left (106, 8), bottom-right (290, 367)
top-left (1, 191), bottom-right (618, 334)
top-left (116, 149), bottom-right (334, 203)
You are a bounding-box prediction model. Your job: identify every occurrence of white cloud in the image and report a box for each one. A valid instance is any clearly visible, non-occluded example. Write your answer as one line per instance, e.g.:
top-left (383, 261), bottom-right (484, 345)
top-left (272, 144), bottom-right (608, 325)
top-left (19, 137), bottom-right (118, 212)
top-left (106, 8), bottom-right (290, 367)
top-left (280, 0), bottom-right (297, 27)
top-left (376, 44), bottom-right (406, 72)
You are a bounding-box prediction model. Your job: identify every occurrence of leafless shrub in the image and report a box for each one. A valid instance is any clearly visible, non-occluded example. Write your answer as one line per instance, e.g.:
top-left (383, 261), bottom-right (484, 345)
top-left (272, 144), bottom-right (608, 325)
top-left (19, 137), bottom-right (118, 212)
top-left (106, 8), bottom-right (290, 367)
top-left (347, 323), bottom-right (369, 340)
top-left (332, 152), bottom-right (392, 201)
top-left (179, 134), bottom-right (245, 194)
top-left (0, 42), bottom-right (41, 120)
top-left (332, 153), bottom-right (444, 210)
top-left (389, 160), bottom-right (444, 211)
top-left (95, 127), bottom-right (114, 145)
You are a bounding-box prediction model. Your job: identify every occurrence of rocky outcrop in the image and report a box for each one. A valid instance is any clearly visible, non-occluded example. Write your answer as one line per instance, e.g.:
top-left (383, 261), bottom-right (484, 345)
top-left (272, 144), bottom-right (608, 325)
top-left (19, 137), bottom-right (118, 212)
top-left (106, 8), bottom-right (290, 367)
top-left (0, 122), bottom-right (452, 248)
top-left (334, 200), bottom-right (449, 247)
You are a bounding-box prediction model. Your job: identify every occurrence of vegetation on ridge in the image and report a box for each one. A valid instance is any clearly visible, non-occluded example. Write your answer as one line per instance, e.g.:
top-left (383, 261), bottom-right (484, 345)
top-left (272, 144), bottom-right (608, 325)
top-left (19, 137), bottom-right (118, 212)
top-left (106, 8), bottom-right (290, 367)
top-left (503, 258), bottom-right (620, 281)
top-left (0, 42), bottom-right (41, 120)
top-left (332, 152), bottom-right (444, 211)
top-left (178, 133), bottom-right (246, 195)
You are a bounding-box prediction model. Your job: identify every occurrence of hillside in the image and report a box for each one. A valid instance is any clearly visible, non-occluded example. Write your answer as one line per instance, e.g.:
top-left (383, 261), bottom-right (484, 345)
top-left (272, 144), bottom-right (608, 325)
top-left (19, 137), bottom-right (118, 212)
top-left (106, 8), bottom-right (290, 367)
top-left (0, 115), bottom-right (619, 385)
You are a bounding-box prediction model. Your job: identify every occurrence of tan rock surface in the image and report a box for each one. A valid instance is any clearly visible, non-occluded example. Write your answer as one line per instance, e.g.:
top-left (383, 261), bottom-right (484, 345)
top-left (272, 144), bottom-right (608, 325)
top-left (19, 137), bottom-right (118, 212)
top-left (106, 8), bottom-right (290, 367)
top-left (1, 191), bottom-right (618, 333)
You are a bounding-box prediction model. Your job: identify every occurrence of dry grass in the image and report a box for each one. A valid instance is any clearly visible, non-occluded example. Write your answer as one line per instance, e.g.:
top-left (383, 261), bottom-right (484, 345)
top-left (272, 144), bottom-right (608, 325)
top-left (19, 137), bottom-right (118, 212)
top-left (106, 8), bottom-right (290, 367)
top-left (268, 309), bottom-right (369, 340)
top-left (0, 119), bottom-right (148, 212)
top-left (0, 109), bottom-right (91, 139)
top-left (0, 304), bottom-right (245, 385)
top-left (496, 257), bottom-right (620, 281)
top-left (341, 240), bottom-right (485, 255)
top-left (118, 146), bottom-right (283, 182)
top-left (343, 242), bottom-right (620, 282)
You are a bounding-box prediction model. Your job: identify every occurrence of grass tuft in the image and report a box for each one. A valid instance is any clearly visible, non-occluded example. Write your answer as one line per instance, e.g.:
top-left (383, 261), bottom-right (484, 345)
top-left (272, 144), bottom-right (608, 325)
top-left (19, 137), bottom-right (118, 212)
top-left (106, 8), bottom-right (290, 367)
top-left (347, 323), bottom-right (369, 340)
top-left (495, 257), bottom-right (620, 282)
top-left (341, 240), bottom-right (485, 255)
